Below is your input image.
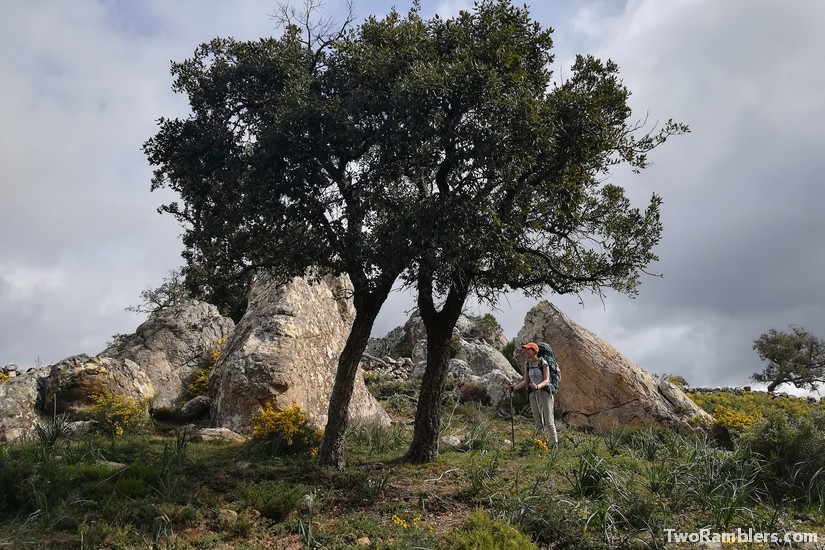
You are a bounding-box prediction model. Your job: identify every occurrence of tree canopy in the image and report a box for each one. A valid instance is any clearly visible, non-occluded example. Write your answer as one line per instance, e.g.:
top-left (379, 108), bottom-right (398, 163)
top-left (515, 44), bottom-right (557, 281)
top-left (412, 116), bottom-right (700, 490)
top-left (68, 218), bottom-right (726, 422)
top-left (145, 0), bottom-right (686, 466)
top-left (752, 325), bottom-right (825, 392)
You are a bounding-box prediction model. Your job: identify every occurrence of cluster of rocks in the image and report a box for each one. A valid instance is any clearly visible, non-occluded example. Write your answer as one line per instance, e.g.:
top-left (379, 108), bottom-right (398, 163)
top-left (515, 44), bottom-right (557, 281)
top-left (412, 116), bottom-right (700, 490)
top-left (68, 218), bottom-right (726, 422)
top-left (361, 312), bottom-right (518, 407)
top-left (0, 274), bottom-right (712, 443)
top-left (359, 354), bottom-right (416, 381)
top-left (1, 364), bottom-right (20, 378)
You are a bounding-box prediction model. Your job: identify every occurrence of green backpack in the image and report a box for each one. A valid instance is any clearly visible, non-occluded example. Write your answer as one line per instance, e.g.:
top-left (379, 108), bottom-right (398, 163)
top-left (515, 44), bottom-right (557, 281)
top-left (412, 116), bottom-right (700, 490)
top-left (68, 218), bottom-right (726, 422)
top-left (537, 342), bottom-right (561, 394)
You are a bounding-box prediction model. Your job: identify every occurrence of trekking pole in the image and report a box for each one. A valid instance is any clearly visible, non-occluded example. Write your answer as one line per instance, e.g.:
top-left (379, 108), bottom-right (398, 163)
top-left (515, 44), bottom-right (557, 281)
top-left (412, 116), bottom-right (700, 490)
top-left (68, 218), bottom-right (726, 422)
top-left (508, 388), bottom-right (515, 451)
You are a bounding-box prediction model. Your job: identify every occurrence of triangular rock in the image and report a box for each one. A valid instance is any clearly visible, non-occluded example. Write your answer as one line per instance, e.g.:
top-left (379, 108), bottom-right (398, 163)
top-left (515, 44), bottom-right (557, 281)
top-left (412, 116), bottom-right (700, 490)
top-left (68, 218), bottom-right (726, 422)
top-left (514, 301), bottom-right (711, 432)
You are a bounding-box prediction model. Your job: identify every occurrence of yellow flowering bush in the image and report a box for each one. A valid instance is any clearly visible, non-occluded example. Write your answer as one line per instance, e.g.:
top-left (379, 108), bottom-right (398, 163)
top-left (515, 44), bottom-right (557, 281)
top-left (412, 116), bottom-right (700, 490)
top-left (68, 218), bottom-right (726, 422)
top-left (710, 406), bottom-right (763, 431)
top-left (533, 437), bottom-right (550, 453)
top-left (392, 514), bottom-right (409, 528)
top-left (391, 514), bottom-right (434, 533)
top-left (688, 390), bottom-right (815, 427)
top-left (85, 392), bottom-right (151, 436)
top-left (189, 337), bottom-right (226, 397)
top-left (0, 372), bottom-right (10, 384)
top-left (249, 402), bottom-right (322, 455)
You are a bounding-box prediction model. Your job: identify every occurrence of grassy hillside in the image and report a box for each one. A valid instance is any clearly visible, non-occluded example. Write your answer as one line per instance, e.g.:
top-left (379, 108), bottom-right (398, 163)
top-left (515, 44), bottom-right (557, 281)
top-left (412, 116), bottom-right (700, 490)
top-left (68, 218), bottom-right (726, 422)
top-left (1, 378), bottom-right (823, 549)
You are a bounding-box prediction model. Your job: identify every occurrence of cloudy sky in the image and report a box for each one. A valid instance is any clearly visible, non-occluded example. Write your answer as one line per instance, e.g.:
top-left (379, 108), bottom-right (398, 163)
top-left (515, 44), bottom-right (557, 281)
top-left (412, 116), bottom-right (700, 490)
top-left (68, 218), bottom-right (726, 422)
top-left (2, 0), bottom-right (824, 393)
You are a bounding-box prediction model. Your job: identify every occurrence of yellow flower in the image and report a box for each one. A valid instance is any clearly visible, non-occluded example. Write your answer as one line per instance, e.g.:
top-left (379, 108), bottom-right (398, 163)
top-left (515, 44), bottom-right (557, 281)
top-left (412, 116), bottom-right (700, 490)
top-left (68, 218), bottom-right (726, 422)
top-left (391, 514), bottom-right (409, 528)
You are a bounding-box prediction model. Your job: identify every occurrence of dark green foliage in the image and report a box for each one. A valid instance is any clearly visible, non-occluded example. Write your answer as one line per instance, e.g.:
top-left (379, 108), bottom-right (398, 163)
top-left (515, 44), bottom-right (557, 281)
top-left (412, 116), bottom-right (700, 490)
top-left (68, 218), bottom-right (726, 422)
top-left (0, 449), bottom-right (34, 519)
top-left (145, 0), bottom-right (685, 466)
top-left (751, 325), bottom-right (825, 392)
top-left (237, 481), bottom-right (304, 522)
top-left (743, 409), bottom-right (825, 502)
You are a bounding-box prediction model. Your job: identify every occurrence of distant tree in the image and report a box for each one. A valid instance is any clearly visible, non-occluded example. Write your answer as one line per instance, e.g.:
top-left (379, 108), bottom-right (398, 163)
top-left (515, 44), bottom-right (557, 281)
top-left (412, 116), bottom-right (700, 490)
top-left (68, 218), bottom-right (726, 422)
top-left (126, 268), bottom-right (188, 315)
top-left (751, 325), bottom-right (825, 392)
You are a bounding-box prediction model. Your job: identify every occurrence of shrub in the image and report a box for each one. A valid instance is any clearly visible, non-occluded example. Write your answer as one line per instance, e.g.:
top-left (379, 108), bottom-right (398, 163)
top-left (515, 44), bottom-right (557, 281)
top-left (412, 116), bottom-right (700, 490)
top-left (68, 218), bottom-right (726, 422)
top-left (445, 509), bottom-right (537, 549)
top-left (501, 341), bottom-right (518, 374)
top-left (0, 372), bottom-right (10, 384)
top-left (709, 405), bottom-right (762, 431)
top-left (688, 390), bottom-right (812, 423)
top-left (454, 380), bottom-right (492, 406)
top-left (250, 402), bottom-right (322, 455)
top-left (189, 337), bottom-right (226, 397)
top-left (237, 480), bottom-right (303, 522)
top-left (742, 409), bottom-right (825, 502)
top-left (83, 392), bottom-right (150, 436)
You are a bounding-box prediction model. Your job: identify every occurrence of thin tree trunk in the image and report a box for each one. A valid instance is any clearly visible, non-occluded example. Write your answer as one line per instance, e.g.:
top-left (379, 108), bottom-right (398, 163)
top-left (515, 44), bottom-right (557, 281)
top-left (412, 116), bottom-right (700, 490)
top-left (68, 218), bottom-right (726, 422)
top-left (406, 268), bottom-right (469, 463)
top-left (317, 278), bottom-right (394, 470)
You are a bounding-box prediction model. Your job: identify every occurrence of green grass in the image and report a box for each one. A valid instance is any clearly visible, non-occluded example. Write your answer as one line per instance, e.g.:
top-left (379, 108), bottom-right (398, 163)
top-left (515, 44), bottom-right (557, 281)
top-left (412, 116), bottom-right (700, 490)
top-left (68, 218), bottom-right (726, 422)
top-left (0, 382), bottom-right (823, 548)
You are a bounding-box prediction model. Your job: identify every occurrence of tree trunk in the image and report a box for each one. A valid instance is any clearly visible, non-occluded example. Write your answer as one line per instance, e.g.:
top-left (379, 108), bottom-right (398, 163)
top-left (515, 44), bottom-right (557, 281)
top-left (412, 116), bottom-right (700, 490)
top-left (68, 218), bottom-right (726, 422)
top-left (406, 313), bottom-right (456, 462)
top-left (317, 278), bottom-right (394, 470)
top-left (405, 268), bottom-right (469, 463)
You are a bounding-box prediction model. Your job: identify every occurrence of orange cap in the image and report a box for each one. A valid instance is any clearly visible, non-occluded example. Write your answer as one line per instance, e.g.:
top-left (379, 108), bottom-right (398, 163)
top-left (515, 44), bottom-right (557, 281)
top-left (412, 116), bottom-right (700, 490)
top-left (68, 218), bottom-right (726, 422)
top-left (521, 342), bottom-right (539, 353)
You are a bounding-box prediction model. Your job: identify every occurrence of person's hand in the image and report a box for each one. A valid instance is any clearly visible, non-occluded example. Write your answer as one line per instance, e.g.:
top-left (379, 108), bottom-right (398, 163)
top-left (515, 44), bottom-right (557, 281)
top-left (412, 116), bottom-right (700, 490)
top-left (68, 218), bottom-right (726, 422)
top-left (506, 385), bottom-right (514, 393)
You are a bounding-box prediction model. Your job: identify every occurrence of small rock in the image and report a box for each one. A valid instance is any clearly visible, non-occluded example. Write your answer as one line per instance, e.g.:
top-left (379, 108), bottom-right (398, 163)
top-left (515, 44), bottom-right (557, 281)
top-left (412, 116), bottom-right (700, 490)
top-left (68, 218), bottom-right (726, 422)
top-left (179, 395), bottom-right (211, 421)
top-left (356, 537), bottom-right (371, 546)
top-left (66, 420), bottom-right (96, 435)
top-left (96, 460), bottom-right (127, 470)
top-left (195, 427), bottom-right (246, 443)
top-left (440, 435), bottom-right (462, 447)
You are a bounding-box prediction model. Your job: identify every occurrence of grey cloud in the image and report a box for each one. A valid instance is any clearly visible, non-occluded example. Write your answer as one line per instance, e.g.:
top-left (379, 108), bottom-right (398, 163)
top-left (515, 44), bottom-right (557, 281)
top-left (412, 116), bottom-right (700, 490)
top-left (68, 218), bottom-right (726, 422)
top-left (3, 0), bottom-right (825, 393)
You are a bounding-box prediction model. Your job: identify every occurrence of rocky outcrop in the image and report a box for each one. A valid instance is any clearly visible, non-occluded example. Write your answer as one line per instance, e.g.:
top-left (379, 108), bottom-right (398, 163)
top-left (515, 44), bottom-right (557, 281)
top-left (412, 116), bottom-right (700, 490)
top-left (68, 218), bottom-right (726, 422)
top-left (0, 370), bottom-right (48, 442)
top-left (0, 301), bottom-right (233, 441)
top-left (40, 354), bottom-right (156, 416)
top-left (100, 301), bottom-right (234, 409)
top-left (366, 312), bottom-right (508, 361)
top-left (365, 313), bottom-right (518, 406)
top-left (514, 301), bottom-right (711, 432)
top-left (209, 274), bottom-right (390, 433)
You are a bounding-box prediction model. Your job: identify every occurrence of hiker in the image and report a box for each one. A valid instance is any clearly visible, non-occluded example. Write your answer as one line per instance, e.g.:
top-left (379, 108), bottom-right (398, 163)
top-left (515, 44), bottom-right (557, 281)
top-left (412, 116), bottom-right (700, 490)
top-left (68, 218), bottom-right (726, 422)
top-left (507, 342), bottom-right (558, 447)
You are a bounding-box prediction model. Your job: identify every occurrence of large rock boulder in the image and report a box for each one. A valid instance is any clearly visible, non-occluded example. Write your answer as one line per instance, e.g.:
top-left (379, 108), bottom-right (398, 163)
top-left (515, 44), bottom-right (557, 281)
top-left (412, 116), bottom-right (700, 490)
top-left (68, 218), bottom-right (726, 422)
top-left (515, 301), bottom-right (711, 432)
top-left (34, 300), bottom-right (233, 424)
top-left (210, 274), bottom-right (390, 433)
top-left (0, 370), bottom-right (48, 442)
top-left (99, 301), bottom-right (234, 409)
top-left (40, 354), bottom-right (156, 416)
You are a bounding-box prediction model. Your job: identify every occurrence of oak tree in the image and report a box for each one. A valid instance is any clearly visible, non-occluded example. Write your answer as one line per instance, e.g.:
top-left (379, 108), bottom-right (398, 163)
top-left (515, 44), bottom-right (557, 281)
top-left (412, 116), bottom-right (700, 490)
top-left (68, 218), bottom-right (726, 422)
top-left (752, 325), bottom-right (825, 392)
top-left (145, 0), bottom-right (686, 467)
top-left (391, 2), bottom-right (686, 461)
